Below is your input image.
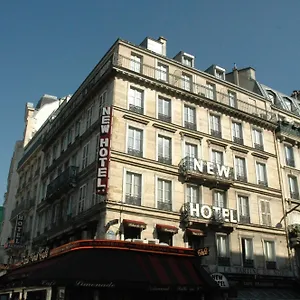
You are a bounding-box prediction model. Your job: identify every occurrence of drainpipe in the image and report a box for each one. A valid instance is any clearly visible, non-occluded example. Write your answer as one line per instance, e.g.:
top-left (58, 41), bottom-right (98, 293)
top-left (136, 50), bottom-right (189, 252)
top-left (274, 132), bottom-right (295, 276)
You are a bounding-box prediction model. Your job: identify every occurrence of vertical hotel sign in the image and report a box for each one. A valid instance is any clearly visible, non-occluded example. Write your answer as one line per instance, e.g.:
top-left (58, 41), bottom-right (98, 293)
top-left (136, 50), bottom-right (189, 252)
top-left (96, 106), bottom-right (112, 195)
top-left (14, 215), bottom-right (24, 244)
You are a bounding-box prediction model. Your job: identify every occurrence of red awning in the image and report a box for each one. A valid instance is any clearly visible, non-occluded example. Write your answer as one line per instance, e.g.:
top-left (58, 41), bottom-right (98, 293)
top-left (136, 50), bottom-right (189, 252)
top-left (156, 224), bottom-right (178, 234)
top-left (123, 219), bottom-right (147, 230)
top-left (1, 248), bottom-right (219, 291)
top-left (186, 228), bottom-right (206, 237)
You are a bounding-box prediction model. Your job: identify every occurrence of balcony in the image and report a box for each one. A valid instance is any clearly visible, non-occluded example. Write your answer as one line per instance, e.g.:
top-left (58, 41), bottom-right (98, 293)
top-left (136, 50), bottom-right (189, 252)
top-left (125, 195), bottom-right (141, 206)
top-left (46, 166), bottom-right (79, 203)
top-left (266, 261), bottom-right (277, 270)
top-left (290, 192), bottom-right (300, 200)
top-left (218, 257), bottom-right (230, 266)
top-left (114, 54), bottom-right (276, 124)
top-left (286, 158), bottom-right (295, 168)
top-left (158, 156), bottom-right (172, 165)
top-left (243, 259), bottom-right (254, 268)
top-left (127, 147), bottom-right (143, 158)
top-left (158, 113), bottom-right (171, 123)
top-left (236, 174), bottom-right (247, 182)
top-left (184, 121), bottom-right (197, 131)
top-left (276, 121), bottom-right (300, 142)
top-left (179, 157), bottom-right (234, 190)
top-left (254, 143), bottom-right (264, 151)
top-left (10, 201), bottom-right (28, 220)
top-left (258, 180), bottom-right (268, 187)
top-left (129, 104), bottom-right (143, 115)
top-left (239, 215), bottom-right (250, 224)
top-left (233, 136), bottom-right (244, 145)
top-left (211, 129), bottom-right (222, 138)
top-left (157, 201), bottom-right (172, 211)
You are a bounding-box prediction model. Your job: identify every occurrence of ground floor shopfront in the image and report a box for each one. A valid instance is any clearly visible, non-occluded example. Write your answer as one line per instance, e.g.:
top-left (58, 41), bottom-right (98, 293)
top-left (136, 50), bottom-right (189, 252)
top-left (0, 240), bottom-right (224, 300)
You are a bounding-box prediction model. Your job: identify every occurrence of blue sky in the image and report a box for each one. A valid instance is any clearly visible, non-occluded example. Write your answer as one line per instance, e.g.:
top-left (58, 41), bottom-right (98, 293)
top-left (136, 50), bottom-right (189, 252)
top-left (0, 0), bottom-right (299, 203)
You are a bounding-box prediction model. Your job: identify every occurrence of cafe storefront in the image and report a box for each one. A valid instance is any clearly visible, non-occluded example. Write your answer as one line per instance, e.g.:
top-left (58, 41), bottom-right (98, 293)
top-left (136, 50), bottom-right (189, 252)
top-left (0, 240), bottom-right (223, 300)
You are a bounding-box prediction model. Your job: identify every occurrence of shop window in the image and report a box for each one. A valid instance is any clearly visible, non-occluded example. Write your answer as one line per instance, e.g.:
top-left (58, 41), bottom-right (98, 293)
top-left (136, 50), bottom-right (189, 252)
top-left (124, 227), bottom-right (141, 240)
top-left (157, 231), bottom-right (173, 246)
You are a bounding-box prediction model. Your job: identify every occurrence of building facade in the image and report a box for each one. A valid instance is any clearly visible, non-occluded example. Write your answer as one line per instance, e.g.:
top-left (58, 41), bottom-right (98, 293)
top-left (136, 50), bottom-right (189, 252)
top-left (8, 36), bottom-right (300, 297)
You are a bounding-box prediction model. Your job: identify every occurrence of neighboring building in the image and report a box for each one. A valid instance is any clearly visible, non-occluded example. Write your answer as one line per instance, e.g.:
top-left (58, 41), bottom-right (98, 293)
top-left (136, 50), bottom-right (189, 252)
top-left (9, 36), bottom-right (300, 297)
top-left (7, 94), bottom-right (71, 262)
top-left (0, 141), bottom-right (23, 263)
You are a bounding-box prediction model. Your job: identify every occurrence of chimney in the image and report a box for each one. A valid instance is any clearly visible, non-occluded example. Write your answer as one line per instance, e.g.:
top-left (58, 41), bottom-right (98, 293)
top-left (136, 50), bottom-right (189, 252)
top-left (157, 36), bottom-right (167, 56)
top-left (233, 63), bottom-right (240, 86)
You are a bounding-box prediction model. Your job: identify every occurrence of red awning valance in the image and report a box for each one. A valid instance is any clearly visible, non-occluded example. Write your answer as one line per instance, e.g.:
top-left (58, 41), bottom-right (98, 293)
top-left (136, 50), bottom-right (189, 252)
top-left (156, 224), bottom-right (178, 234)
top-left (123, 219), bottom-right (147, 230)
top-left (186, 228), bottom-right (206, 237)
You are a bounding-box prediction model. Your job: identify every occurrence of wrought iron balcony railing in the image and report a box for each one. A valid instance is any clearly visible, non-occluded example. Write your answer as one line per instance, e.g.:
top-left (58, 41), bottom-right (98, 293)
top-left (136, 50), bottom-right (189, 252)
top-left (127, 147), bottom-right (143, 157)
top-left (10, 201), bottom-right (28, 220)
top-left (46, 166), bottom-right (79, 202)
top-left (179, 157), bottom-right (234, 181)
top-left (218, 257), bottom-right (231, 266)
top-left (276, 121), bottom-right (300, 139)
top-left (233, 136), bottom-right (244, 145)
top-left (239, 215), bottom-right (250, 224)
top-left (158, 156), bottom-right (172, 165)
top-left (211, 129), bottom-right (222, 138)
top-left (125, 195), bottom-right (141, 206)
top-left (254, 143), bottom-right (264, 151)
top-left (157, 201), bottom-right (172, 211)
top-left (286, 158), bottom-right (295, 168)
top-left (158, 113), bottom-right (171, 123)
top-left (114, 54), bottom-right (277, 123)
top-left (184, 121), bottom-right (197, 131)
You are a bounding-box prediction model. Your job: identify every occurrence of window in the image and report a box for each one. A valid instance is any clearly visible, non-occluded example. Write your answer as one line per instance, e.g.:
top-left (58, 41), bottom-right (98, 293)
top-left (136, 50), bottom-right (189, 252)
top-left (253, 128), bottom-right (264, 151)
top-left (238, 195), bottom-right (250, 223)
top-left (95, 134), bottom-right (100, 160)
top-left (75, 120), bottom-right (80, 137)
top-left (228, 91), bottom-right (237, 107)
top-left (67, 195), bottom-right (73, 217)
top-left (158, 135), bottom-right (171, 164)
top-left (125, 172), bottom-right (142, 206)
top-left (52, 143), bottom-right (58, 161)
top-left (210, 114), bottom-right (221, 137)
top-left (82, 143), bottom-right (89, 169)
top-left (157, 231), bottom-right (173, 246)
top-left (216, 234), bottom-right (230, 266)
top-left (232, 122), bottom-right (243, 144)
top-left (124, 227), bottom-right (141, 240)
top-left (211, 150), bottom-right (223, 165)
top-left (206, 83), bottom-right (215, 100)
top-left (267, 91), bottom-right (275, 104)
top-left (260, 200), bottom-right (271, 226)
top-left (186, 185), bottom-right (200, 204)
top-left (86, 105), bottom-right (93, 129)
top-left (92, 178), bottom-right (100, 206)
top-left (158, 97), bottom-right (171, 122)
top-left (98, 90), bottom-right (107, 117)
top-left (284, 98), bottom-right (292, 111)
top-left (264, 240), bottom-right (276, 269)
top-left (130, 54), bottom-right (142, 73)
top-left (60, 134), bottom-right (67, 153)
top-left (288, 175), bottom-right (299, 200)
top-left (256, 162), bottom-right (268, 186)
top-left (181, 73), bottom-right (192, 91)
top-left (128, 87), bottom-right (144, 114)
top-left (78, 184), bottom-right (87, 214)
top-left (182, 55), bottom-right (193, 67)
top-left (157, 179), bottom-right (172, 211)
top-left (215, 69), bottom-right (224, 80)
top-left (156, 63), bottom-right (168, 82)
top-left (235, 157), bottom-right (247, 182)
top-left (67, 127), bottom-right (73, 145)
top-left (184, 105), bottom-right (196, 130)
top-left (127, 127), bottom-right (143, 157)
top-left (285, 145), bottom-right (295, 167)
top-left (241, 238), bottom-right (254, 267)
top-left (185, 143), bottom-right (198, 159)
top-left (213, 190), bottom-right (226, 209)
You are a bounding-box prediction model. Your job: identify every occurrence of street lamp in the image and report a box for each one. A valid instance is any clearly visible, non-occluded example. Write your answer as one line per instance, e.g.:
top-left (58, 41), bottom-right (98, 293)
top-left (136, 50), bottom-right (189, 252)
top-left (276, 203), bottom-right (300, 229)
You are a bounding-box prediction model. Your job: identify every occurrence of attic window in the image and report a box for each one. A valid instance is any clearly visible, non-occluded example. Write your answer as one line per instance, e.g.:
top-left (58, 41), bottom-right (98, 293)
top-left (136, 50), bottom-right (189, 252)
top-left (267, 91), bottom-right (275, 104)
top-left (182, 55), bottom-right (193, 67)
top-left (284, 98), bottom-right (292, 111)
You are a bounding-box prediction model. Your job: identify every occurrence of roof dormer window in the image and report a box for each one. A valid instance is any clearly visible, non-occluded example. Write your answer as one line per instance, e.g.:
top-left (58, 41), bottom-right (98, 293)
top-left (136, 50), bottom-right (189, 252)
top-left (215, 67), bottom-right (225, 80)
top-left (267, 91), bottom-right (275, 104)
top-left (284, 98), bottom-right (292, 111)
top-left (182, 55), bottom-right (193, 67)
